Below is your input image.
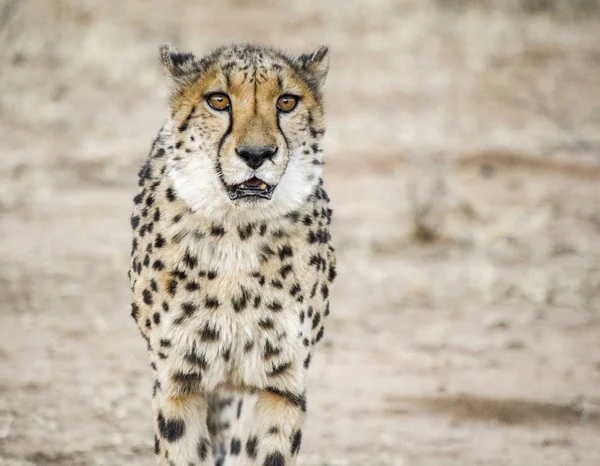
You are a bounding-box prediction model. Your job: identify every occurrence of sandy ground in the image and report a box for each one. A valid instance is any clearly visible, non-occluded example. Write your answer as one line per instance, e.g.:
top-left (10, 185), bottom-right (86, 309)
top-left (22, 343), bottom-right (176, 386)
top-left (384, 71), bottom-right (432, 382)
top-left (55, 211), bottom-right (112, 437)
top-left (0, 1), bottom-right (599, 465)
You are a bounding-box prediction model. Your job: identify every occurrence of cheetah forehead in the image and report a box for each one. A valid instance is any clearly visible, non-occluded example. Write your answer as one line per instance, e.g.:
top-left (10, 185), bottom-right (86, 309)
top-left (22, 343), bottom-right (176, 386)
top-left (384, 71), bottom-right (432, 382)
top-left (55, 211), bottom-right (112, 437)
top-left (161, 43), bottom-right (329, 108)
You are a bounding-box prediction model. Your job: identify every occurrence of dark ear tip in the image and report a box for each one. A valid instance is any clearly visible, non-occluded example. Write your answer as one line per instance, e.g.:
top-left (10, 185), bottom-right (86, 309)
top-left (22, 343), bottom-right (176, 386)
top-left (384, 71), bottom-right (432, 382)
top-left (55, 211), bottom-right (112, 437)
top-left (159, 44), bottom-right (175, 65)
top-left (313, 45), bottom-right (329, 60)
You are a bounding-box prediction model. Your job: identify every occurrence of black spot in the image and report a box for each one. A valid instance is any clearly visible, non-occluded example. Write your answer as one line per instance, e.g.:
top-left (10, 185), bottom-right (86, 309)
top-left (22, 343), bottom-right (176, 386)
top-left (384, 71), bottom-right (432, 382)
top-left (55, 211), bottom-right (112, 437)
top-left (133, 192), bottom-right (144, 205)
top-left (197, 437), bottom-right (210, 461)
top-left (207, 270), bottom-right (218, 280)
top-left (222, 346), bottom-right (231, 362)
top-left (131, 303), bottom-right (140, 321)
top-left (231, 287), bottom-right (250, 312)
top-left (230, 437), bottom-right (242, 455)
top-left (264, 340), bottom-right (281, 359)
top-left (205, 296), bottom-right (220, 309)
top-left (154, 435), bottom-right (160, 454)
top-left (143, 254), bottom-right (151, 267)
top-left (137, 160), bottom-right (152, 186)
top-left (210, 224), bottom-right (226, 237)
top-left (307, 307), bottom-right (314, 318)
top-left (315, 326), bottom-right (325, 343)
top-left (186, 281), bottom-right (200, 292)
top-left (160, 339), bottom-right (171, 347)
top-left (236, 400), bottom-right (243, 419)
top-left (143, 289), bottom-right (153, 305)
top-left (183, 250), bottom-right (198, 269)
top-left (289, 283), bottom-right (301, 297)
top-left (150, 279), bottom-right (158, 291)
top-left (321, 284), bottom-right (329, 299)
top-left (167, 280), bottom-right (178, 296)
top-left (184, 350), bottom-right (208, 370)
top-left (244, 341), bottom-right (255, 352)
top-left (162, 301), bottom-right (170, 312)
top-left (145, 195), bottom-right (155, 207)
top-left (131, 215), bottom-right (140, 229)
top-left (259, 223), bottom-right (267, 236)
top-left (172, 214), bottom-right (182, 223)
top-left (178, 122), bottom-right (188, 132)
top-left (291, 430), bottom-right (302, 455)
top-left (312, 312), bottom-right (321, 330)
top-left (154, 234), bottom-right (166, 248)
top-left (153, 208), bottom-right (161, 222)
top-left (303, 354), bottom-right (311, 369)
top-left (268, 361), bottom-right (292, 377)
top-left (171, 371), bottom-right (202, 394)
top-left (157, 352), bottom-right (167, 360)
top-left (199, 323), bottom-right (220, 341)
top-left (279, 264), bottom-right (293, 279)
top-left (152, 260), bottom-right (165, 271)
top-left (328, 264), bottom-right (337, 282)
top-left (267, 426), bottom-right (279, 434)
top-left (246, 436), bottom-right (258, 458)
top-left (258, 319), bottom-right (274, 330)
top-left (278, 245), bottom-right (293, 260)
top-left (238, 223), bottom-right (254, 240)
top-left (175, 141), bottom-right (183, 149)
top-left (263, 451), bottom-right (285, 466)
top-left (253, 295), bottom-right (262, 308)
top-left (153, 312), bottom-right (161, 325)
top-left (310, 282), bottom-right (318, 298)
top-left (267, 301), bottom-right (283, 312)
top-left (271, 280), bottom-right (283, 289)
top-left (152, 379), bottom-right (161, 397)
top-left (303, 338), bottom-right (310, 347)
top-left (286, 211), bottom-right (300, 223)
top-left (181, 301), bottom-right (197, 316)
top-left (166, 187), bottom-right (177, 202)
top-left (302, 215), bottom-right (312, 226)
top-left (172, 270), bottom-right (188, 280)
top-left (299, 311), bottom-right (305, 324)
top-left (157, 411), bottom-right (186, 442)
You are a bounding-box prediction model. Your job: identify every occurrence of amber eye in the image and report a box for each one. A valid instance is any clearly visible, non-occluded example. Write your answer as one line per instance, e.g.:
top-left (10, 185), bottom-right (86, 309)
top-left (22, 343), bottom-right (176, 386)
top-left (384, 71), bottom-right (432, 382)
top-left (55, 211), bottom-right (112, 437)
top-left (206, 93), bottom-right (230, 111)
top-left (277, 95), bottom-right (299, 113)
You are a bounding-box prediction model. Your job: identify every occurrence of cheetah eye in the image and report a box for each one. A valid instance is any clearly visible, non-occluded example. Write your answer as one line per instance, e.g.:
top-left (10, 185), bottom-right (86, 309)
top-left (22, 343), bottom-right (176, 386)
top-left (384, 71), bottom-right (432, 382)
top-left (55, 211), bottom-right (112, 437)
top-left (277, 95), bottom-right (299, 113)
top-left (206, 93), bottom-right (231, 112)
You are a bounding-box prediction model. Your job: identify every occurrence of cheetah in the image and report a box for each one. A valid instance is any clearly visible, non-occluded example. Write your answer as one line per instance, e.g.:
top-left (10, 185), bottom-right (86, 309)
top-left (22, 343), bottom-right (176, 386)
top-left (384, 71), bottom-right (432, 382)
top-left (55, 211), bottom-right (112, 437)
top-left (128, 43), bottom-right (336, 466)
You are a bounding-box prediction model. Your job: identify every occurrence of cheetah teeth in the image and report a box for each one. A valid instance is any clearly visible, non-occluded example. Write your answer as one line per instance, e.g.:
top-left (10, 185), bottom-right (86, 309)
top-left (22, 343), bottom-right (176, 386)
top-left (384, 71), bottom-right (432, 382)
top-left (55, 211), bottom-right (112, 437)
top-left (259, 183), bottom-right (267, 190)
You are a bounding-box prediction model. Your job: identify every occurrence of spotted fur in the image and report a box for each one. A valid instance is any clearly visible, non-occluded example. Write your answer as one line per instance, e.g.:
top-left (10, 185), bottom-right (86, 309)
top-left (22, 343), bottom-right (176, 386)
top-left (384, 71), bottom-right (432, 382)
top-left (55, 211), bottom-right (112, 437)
top-left (129, 43), bottom-right (335, 466)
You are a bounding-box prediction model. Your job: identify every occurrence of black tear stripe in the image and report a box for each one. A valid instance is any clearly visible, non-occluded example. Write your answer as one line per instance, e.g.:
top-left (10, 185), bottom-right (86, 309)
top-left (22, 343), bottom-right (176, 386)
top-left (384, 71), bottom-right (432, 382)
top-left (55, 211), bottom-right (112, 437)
top-left (215, 104), bottom-right (233, 192)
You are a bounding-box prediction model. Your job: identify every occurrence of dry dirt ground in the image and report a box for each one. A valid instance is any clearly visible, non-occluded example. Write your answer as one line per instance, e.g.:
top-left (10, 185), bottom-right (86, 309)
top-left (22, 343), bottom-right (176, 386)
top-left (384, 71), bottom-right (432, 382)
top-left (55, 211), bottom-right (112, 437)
top-left (1, 1), bottom-right (600, 465)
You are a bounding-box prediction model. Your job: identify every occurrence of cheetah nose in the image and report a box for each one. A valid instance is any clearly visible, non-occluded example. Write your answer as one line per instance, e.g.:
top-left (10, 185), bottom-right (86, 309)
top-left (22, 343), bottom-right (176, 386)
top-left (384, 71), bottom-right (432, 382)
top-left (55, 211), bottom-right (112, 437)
top-left (236, 146), bottom-right (278, 170)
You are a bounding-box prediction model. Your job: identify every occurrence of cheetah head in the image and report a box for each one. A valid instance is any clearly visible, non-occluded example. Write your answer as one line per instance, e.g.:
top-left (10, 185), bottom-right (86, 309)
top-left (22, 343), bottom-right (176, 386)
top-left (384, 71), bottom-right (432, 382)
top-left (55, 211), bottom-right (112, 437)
top-left (160, 44), bottom-right (329, 221)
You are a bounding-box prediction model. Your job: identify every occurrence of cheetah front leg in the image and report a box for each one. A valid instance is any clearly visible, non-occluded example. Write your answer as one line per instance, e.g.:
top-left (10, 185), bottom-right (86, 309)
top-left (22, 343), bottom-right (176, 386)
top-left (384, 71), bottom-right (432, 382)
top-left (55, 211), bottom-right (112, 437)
top-left (153, 391), bottom-right (215, 466)
top-left (232, 389), bottom-right (306, 466)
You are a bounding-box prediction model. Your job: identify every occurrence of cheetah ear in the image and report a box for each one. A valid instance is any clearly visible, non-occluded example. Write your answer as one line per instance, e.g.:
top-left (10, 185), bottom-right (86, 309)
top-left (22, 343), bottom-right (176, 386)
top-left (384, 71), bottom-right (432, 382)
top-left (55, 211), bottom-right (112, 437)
top-left (159, 44), bottom-right (199, 78)
top-left (296, 45), bottom-right (329, 89)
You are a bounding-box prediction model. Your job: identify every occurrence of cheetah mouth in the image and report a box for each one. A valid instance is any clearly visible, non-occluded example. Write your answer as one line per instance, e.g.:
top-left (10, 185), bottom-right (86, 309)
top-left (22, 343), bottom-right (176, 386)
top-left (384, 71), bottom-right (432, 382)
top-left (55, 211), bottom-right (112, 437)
top-left (227, 177), bottom-right (274, 201)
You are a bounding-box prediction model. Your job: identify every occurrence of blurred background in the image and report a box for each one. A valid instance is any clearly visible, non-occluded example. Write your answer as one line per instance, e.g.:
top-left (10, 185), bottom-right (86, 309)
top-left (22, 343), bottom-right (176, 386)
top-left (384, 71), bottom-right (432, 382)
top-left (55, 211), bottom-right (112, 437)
top-left (1, 0), bottom-right (599, 465)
